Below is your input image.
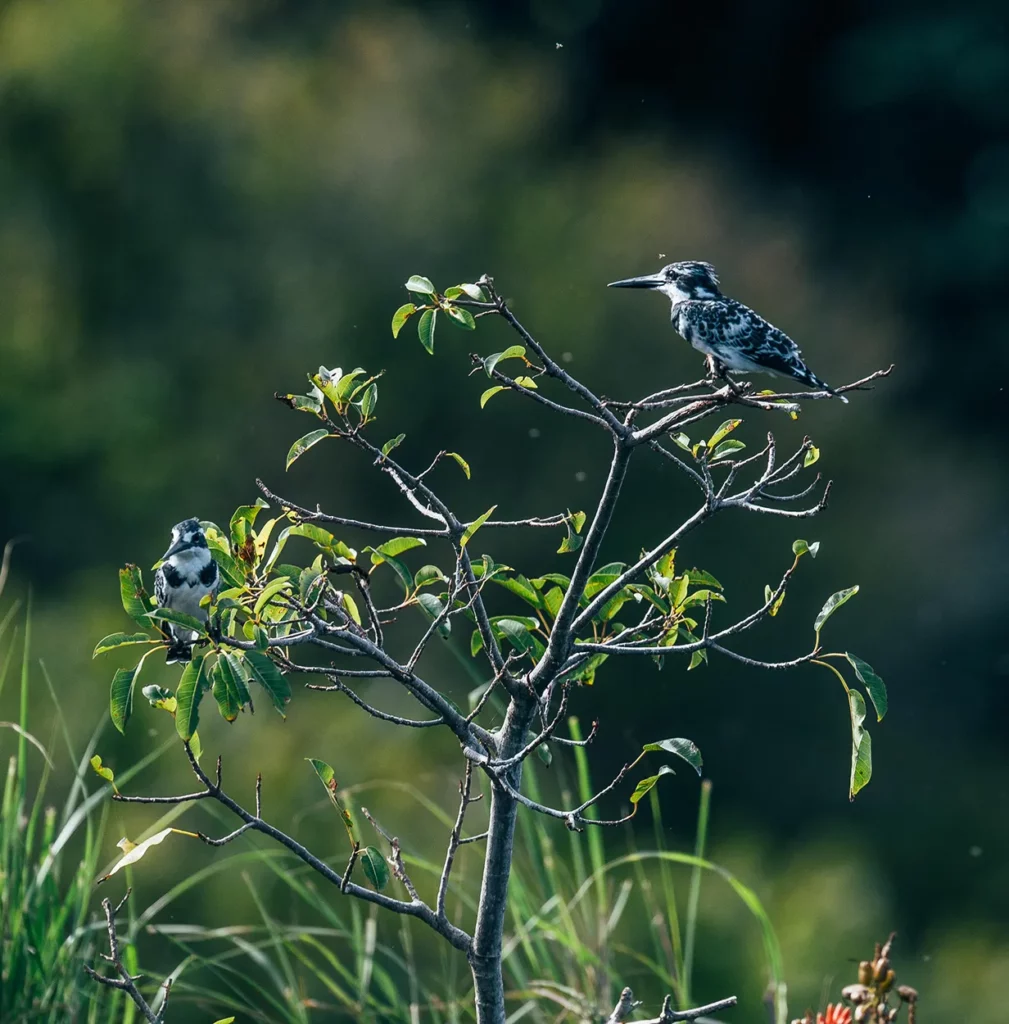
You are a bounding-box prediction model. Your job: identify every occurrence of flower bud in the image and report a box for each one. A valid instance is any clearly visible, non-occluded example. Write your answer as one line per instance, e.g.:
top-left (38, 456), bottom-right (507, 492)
top-left (879, 968), bottom-right (895, 992)
top-left (857, 961), bottom-right (872, 985)
top-left (872, 957), bottom-right (891, 982)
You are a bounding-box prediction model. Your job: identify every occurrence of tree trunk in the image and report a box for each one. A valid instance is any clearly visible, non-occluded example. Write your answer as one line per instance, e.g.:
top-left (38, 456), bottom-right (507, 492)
top-left (469, 695), bottom-right (536, 1024)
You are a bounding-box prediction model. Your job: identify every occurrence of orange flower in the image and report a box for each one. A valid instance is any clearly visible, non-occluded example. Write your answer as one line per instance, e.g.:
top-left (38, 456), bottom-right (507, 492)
top-left (817, 1006), bottom-right (852, 1024)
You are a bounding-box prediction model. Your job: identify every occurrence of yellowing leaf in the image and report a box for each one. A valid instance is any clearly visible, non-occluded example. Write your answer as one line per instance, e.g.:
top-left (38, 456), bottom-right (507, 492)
top-left (99, 827), bottom-right (198, 883)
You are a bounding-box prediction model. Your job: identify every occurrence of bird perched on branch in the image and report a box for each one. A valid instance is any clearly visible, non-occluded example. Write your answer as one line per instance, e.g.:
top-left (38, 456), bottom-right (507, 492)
top-left (608, 261), bottom-right (847, 402)
top-left (154, 518), bottom-right (219, 664)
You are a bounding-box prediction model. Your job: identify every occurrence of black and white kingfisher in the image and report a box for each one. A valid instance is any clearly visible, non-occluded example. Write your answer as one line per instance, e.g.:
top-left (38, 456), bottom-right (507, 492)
top-left (608, 261), bottom-right (847, 402)
top-left (154, 518), bottom-right (219, 664)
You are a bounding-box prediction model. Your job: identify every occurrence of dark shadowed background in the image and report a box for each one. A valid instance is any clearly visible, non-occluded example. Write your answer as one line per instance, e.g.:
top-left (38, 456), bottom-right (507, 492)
top-left (1, 0), bottom-right (1007, 1019)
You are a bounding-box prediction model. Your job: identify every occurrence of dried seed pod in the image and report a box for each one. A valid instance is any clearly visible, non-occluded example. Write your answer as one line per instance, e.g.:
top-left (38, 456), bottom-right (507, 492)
top-left (872, 957), bottom-right (891, 982)
top-left (896, 985), bottom-right (918, 1003)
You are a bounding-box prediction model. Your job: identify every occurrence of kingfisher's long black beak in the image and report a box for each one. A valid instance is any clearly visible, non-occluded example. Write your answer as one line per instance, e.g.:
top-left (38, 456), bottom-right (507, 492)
top-left (161, 537), bottom-right (186, 560)
top-left (607, 273), bottom-right (666, 289)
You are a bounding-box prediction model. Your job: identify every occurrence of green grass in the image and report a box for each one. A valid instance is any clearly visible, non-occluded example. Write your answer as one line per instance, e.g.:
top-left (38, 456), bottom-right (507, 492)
top-left (1, 584), bottom-right (786, 1023)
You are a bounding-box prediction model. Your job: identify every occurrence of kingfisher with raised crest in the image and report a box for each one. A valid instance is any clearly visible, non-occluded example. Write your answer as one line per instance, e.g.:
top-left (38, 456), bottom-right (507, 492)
top-left (153, 518), bottom-right (219, 664)
top-left (608, 260), bottom-right (847, 402)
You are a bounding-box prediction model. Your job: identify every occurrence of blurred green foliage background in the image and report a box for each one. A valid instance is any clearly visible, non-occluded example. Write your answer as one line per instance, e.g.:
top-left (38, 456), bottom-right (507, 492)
top-left (1, 0), bottom-right (1007, 1019)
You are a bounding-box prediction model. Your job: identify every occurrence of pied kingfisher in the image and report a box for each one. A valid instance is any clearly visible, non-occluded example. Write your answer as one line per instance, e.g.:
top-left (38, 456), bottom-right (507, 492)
top-left (608, 261), bottom-right (847, 402)
top-left (154, 518), bottom-right (219, 664)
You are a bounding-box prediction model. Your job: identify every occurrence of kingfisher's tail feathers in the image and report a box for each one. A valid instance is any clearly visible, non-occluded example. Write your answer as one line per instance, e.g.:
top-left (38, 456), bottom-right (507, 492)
top-left (795, 366), bottom-right (849, 404)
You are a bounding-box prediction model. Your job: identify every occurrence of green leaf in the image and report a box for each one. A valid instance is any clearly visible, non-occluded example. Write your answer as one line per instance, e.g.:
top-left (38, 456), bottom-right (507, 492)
top-left (489, 574), bottom-right (542, 609)
top-left (244, 650), bottom-right (291, 716)
top-left (792, 538), bottom-right (820, 559)
top-left (461, 506), bottom-right (496, 548)
top-left (220, 654), bottom-right (253, 708)
top-left (358, 382), bottom-right (378, 419)
top-left (458, 282), bottom-right (487, 301)
top-left (144, 608), bottom-right (206, 635)
top-left (211, 659), bottom-right (240, 722)
top-left (814, 585), bottom-right (860, 634)
top-left (110, 667), bottom-right (138, 735)
top-left (414, 564), bottom-right (447, 587)
top-left (306, 757), bottom-right (359, 846)
top-left (90, 754), bottom-right (116, 791)
top-left (630, 765), bottom-right (676, 805)
top-left (253, 577), bottom-right (293, 617)
top-left (707, 418), bottom-right (742, 448)
top-left (470, 629), bottom-right (484, 657)
top-left (361, 846), bottom-right (390, 891)
top-left (93, 632), bottom-right (156, 658)
top-left (710, 439), bottom-right (747, 461)
top-left (391, 303), bottom-right (417, 338)
top-left (334, 368), bottom-right (367, 403)
top-left (445, 451), bottom-right (471, 479)
top-left (848, 690), bottom-right (872, 800)
top-left (286, 429), bottom-right (330, 470)
top-left (483, 345), bottom-right (526, 377)
top-left (373, 536), bottom-right (427, 559)
top-left (480, 385), bottom-right (506, 408)
top-left (763, 583), bottom-right (786, 617)
top-left (416, 593), bottom-right (451, 637)
top-left (845, 653), bottom-right (887, 722)
top-left (804, 445), bottom-right (820, 468)
top-left (686, 568), bottom-right (722, 589)
top-left (175, 655), bottom-right (206, 741)
top-left (365, 549), bottom-right (413, 595)
top-left (119, 565), bottom-right (151, 624)
top-left (514, 375), bottom-right (538, 389)
top-left (341, 592), bottom-right (362, 626)
top-left (642, 738), bottom-right (703, 776)
top-left (405, 275), bottom-right (435, 295)
top-left (557, 525), bottom-right (582, 554)
top-left (141, 684), bottom-right (176, 712)
top-left (417, 309), bottom-right (437, 353)
top-left (446, 306), bottom-right (476, 330)
top-left (671, 433), bottom-right (691, 452)
top-left (382, 433), bottom-right (406, 457)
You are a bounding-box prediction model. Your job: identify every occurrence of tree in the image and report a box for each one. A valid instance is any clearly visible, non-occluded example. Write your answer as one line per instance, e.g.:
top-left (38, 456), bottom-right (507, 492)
top-left (88, 274), bottom-right (890, 1023)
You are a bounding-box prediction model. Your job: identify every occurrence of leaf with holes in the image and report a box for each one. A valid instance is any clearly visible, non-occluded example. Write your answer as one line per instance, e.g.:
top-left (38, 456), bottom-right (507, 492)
top-left (307, 757), bottom-right (358, 846)
top-left (642, 738), bottom-right (703, 776)
top-left (119, 565), bottom-right (151, 624)
top-left (707, 418), bottom-right (742, 448)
